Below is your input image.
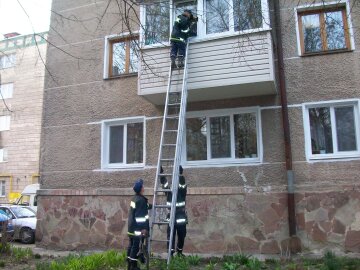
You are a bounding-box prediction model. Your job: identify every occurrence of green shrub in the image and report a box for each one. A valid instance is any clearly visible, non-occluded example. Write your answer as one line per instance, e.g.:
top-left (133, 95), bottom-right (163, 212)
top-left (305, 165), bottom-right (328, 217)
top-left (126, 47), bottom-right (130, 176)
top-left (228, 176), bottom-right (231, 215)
top-left (11, 247), bottom-right (33, 262)
top-left (149, 258), bottom-right (167, 270)
top-left (187, 254), bottom-right (201, 266)
top-left (323, 251), bottom-right (342, 270)
top-left (0, 261), bottom-right (5, 268)
top-left (223, 253), bottom-right (251, 265)
top-left (222, 262), bottom-right (240, 270)
top-left (169, 255), bottom-right (189, 270)
top-left (0, 243), bottom-right (10, 254)
top-left (205, 260), bottom-right (217, 270)
top-left (246, 258), bottom-right (262, 270)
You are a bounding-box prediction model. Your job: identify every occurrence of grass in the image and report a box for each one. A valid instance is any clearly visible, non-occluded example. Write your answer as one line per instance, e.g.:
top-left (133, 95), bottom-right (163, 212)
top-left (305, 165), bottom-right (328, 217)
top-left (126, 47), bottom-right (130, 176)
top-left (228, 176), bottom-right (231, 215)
top-left (0, 246), bottom-right (360, 270)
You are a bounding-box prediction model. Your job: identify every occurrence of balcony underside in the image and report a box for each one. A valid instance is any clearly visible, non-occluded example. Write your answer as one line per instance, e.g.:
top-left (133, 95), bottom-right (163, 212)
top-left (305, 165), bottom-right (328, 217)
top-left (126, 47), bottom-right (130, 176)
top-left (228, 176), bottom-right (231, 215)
top-left (140, 80), bottom-right (276, 105)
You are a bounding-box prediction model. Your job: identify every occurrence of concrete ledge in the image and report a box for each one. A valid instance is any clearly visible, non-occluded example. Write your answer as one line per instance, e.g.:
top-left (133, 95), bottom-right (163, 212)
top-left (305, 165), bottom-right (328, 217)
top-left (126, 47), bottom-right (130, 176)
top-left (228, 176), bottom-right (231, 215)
top-left (37, 184), bottom-right (360, 196)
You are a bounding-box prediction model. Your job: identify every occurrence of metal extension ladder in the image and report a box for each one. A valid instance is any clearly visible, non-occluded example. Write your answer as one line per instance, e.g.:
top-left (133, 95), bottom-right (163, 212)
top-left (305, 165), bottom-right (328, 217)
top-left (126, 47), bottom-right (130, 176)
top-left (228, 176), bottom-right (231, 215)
top-left (149, 41), bottom-right (191, 266)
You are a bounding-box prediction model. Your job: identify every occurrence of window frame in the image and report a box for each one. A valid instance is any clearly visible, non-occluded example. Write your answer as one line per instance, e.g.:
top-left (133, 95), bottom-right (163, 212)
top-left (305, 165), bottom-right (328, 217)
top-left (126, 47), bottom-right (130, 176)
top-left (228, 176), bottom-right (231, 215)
top-left (0, 181), bottom-right (5, 197)
top-left (140, 0), bottom-right (270, 48)
top-left (295, 0), bottom-right (354, 56)
top-left (183, 107), bottom-right (263, 167)
top-left (303, 99), bottom-right (360, 161)
top-left (101, 116), bottom-right (146, 169)
top-left (103, 33), bottom-right (139, 79)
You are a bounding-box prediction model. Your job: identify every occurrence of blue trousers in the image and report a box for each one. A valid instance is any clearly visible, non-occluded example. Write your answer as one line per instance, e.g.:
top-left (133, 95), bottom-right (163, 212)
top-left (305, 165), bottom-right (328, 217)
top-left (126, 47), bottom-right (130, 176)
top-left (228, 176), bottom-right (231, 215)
top-left (170, 41), bottom-right (186, 59)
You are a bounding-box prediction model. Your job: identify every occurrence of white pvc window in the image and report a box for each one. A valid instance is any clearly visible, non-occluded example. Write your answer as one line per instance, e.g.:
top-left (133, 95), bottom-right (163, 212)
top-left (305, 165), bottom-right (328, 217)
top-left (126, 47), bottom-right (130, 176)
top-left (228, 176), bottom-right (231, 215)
top-left (0, 116), bottom-right (10, 131)
top-left (0, 149), bottom-right (8, 162)
top-left (0, 83), bottom-right (14, 99)
top-left (184, 107), bottom-right (262, 165)
top-left (0, 181), bottom-right (5, 197)
top-left (140, 0), bottom-right (269, 46)
top-left (0, 53), bottom-right (16, 69)
top-left (102, 117), bottom-right (145, 169)
top-left (303, 100), bottom-right (360, 160)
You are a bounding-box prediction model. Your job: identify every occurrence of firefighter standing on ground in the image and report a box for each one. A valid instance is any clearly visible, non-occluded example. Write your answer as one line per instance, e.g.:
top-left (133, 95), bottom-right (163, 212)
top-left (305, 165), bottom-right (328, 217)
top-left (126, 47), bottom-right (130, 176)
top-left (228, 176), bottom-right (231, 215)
top-left (160, 165), bottom-right (188, 256)
top-left (127, 179), bottom-right (152, 270)
top-left (170, 9), bottom-right (198, 68)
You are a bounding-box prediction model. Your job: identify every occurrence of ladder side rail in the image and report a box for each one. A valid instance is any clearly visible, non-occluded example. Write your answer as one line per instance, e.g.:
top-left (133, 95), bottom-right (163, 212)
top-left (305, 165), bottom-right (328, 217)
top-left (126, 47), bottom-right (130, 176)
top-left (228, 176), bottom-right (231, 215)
top-left (166, 40), bottom-right (191, 265)
top-left (149, 62), bottom-right (174, 254)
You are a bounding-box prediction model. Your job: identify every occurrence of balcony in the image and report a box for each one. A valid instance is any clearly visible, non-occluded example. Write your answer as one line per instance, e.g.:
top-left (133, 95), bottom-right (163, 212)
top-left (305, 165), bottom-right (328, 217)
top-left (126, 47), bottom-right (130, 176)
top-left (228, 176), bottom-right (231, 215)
top-left (138, 30), bottom-right (276, 105)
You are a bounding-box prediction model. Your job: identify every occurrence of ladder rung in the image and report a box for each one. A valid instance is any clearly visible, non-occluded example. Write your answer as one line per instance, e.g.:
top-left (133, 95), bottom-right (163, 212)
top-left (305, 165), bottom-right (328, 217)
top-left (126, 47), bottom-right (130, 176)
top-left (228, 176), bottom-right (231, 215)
top-left (164, 129), bottom-right (178, 132)
top-left (166, 116), bottom-right (179, 119)
top-left (162, 144), bottom-right (176, 147)
top-left (152, 221), bottom-right (169, 225)
top-left (156, 189), bottom-right (172, 193)
top-left (154, 205), bottom-right (171, 208)
top-left (160, 158), bottom-right (174, 161)
top-left (168, 103), bottom-right (181, 106)
top-left (150, 239), bottom-right (169, 242)
top-left (159, 173), bottom-right (172, 176)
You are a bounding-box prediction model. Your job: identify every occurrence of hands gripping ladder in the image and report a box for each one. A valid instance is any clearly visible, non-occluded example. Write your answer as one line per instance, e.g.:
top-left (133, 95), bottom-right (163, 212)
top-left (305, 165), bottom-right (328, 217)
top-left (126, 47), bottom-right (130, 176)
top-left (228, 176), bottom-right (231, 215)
top-left (149, 41), bottom-right (191, 266)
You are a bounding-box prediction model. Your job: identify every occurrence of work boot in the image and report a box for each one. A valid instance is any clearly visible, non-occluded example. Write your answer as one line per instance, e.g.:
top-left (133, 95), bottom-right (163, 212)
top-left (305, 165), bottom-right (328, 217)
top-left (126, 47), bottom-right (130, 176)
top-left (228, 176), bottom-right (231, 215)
top-left (176, 249), bottom-right (185, 257)
top-left (131, 260), bottom-right (141, 270)
top-left (127, 258), bottom-right (131, 270)
top-left (171, 57), bottom-right (177, 69)
top-left (177, 57), bottom-right (184, 68)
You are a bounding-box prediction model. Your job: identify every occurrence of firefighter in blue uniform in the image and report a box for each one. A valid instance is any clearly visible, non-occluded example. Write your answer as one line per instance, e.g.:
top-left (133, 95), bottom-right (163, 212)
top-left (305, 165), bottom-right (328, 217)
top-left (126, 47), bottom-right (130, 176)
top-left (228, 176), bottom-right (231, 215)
top-left (160, 165), bottom-right (188, 256)
top-left (127, 179), bottom-right (152, 270)
top-left (170, 9), bottom-right (198, 68)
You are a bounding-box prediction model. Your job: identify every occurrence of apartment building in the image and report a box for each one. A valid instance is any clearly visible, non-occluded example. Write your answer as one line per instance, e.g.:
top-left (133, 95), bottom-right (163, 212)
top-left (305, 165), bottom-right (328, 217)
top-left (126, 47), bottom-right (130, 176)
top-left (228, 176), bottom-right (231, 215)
top-left (0, 33), bottom-right (47, 204)
top-left (37, 0), bottom-right (360, 254)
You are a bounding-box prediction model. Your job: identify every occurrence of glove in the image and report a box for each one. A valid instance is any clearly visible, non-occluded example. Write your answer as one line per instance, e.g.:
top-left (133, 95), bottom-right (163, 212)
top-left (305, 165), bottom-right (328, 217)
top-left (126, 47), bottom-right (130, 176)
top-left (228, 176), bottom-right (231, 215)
top-left (147, 203), bottom-right (153, 210)
top-left (192, 16), bottom-right (198, 22)
top-left (179, 165), bottom-right (183, 175)
top-left (160, 166), bottom-right (164, 173)
top-left (141, 229), bottom-right (148, 237)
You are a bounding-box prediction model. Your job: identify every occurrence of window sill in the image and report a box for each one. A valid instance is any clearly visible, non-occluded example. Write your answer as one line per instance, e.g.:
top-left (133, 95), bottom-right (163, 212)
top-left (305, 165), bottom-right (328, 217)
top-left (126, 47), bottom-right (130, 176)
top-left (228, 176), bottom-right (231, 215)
top-left (141, 27), bottom-right (271, 50)
top-left (184, 158), bottom-right (262, 168)
top-left (301, 48), bottom-right (353, 57)
top-left (308, 153), bottom-right (360, 161)
top-left (100, 163), bottom-right (145, 171)
top-left (104, 73), bottom-right (138, 80)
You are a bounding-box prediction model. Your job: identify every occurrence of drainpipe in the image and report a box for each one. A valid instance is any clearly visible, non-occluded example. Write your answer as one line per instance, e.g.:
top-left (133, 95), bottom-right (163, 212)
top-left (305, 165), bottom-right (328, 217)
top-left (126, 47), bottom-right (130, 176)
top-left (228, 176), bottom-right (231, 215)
top-left (273, 0), bottom-right (298, 244)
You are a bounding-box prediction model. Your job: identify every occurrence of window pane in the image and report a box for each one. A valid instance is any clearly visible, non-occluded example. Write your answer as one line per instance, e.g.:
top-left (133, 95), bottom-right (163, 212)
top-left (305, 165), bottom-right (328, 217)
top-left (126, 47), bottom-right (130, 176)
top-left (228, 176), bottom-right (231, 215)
top-left (0, 83), bottom-right (13, 99)
top-left (109, 125), bottom-right (124, 163)
top-left (335, 106), bottom-right (357, 152)
top-left (127, 123), bottom-right (143, 164)
top-left (210, 116), bottom-right (231, 158)
top-left (234, 0), bottom-right (262, 31)
top-left (175, 1), bottom-right (198, 36)
top-left (129, 40), bottom-right (139, 73)
top-left (186, 117), bottom-right (207, 161)
top-left (309, 107), bottom-right (333, 154)
top-left (302, 14), bottom-right (322, 53)
top-left (206, 0), bottom-right (230, 34)
top-left (325, 11), bottom-right (346, 50)
top-left (112, 41), bottom-right (126, 76)
top-left (234, 113), bottom-right (258, 158)
top-left (145, 2), bottom-right (170, 45)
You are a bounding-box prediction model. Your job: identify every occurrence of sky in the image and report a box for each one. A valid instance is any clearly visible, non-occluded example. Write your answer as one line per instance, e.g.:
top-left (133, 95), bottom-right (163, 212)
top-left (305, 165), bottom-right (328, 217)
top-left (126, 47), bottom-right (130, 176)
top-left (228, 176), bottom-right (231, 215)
top-left (0, 0), bottom-right (52, 39)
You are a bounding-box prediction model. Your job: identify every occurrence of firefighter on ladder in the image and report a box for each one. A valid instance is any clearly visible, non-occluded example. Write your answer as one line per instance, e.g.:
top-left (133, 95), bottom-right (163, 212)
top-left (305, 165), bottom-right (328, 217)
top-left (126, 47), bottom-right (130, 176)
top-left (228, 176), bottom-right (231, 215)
top-left (170, 9), bottom-right (198, 69)
top-left (160, 165), bottom-right (188, 256)
top-left (127, 179), bottom-right (152, 270)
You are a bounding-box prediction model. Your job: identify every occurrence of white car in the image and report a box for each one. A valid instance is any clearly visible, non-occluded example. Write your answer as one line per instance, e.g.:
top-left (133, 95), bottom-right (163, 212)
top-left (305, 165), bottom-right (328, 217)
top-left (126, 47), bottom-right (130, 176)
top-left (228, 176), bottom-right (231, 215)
top-left (0, 206), bottom-right (36, 244)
